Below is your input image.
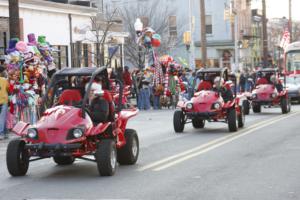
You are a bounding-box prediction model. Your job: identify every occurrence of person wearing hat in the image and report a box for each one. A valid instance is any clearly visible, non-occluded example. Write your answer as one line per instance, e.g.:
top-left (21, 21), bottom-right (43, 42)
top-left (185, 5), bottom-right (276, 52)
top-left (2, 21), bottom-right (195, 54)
top-left (0, 66), bottom-right (8, 140)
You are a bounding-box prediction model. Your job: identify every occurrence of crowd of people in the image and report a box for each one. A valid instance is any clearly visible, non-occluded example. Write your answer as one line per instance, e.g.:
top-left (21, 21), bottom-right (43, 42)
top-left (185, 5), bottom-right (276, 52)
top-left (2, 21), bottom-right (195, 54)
top-left (121, 63), bottom-right (197, 111)
top-left (121, 65), bottom-right (283, 111)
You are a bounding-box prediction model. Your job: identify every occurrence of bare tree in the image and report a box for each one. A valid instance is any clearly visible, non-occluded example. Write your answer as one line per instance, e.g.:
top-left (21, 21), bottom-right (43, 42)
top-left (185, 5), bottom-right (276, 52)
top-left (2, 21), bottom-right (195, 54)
top-left (119, 0), bottom-right (184, 68)
top-left (90, 8), bottom-right (121, 67)
top-left (8, 0), bottom-right (20, 39)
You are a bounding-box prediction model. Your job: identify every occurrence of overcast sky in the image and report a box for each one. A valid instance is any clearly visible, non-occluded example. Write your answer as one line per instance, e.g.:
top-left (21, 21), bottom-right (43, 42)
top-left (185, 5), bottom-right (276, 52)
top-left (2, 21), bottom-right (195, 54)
top-left (252, 0), bottom-right (300, 20)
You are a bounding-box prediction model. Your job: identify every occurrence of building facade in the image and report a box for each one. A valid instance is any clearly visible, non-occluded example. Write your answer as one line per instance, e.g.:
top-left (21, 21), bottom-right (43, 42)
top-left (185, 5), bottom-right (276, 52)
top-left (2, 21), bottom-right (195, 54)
top-left (0, 0), bottom-right (127, 69)
top-left (103, 0), bottom-right (257, 70)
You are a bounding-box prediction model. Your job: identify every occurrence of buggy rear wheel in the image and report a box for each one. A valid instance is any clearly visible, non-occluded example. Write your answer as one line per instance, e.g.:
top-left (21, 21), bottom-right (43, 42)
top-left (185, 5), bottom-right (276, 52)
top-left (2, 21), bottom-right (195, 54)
top-left (252, 104), bottom-right (261, 113)
top-left (192, 118), bottom-right (205, 129)
top-left (53, 156), bottom-right (75, 165)
top-left (6, 139), bottom-right (29, 176)
top-left (238, 106), bottom-right (245, 128)
top-left (281, 97), bottom-right (290, 114)
top-left (228, 108), bottom-right (237, 132)
top-left (117, 129), bottom-right (139, 165)
top-left (173, 110), bottom-right (185, 133)
top-left (243, 100), bottom-right (250, 115)
top-left (95, 139), bottom-right (117, 176)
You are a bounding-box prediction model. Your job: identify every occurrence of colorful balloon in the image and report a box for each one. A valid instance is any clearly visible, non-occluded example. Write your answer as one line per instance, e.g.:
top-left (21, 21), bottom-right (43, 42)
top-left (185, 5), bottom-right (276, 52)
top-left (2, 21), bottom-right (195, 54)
top-left (151, 34), bottom-right (161, 47)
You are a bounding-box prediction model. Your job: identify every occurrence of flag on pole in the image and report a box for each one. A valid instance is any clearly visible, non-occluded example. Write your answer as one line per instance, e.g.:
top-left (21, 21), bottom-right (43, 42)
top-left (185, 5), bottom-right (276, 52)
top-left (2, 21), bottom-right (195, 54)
top-left (280, 29), bottom-right (290, 52)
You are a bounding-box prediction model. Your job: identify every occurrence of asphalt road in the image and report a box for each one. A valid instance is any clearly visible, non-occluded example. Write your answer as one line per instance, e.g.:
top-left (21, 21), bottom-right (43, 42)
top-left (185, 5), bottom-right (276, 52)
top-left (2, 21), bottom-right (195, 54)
top-left (0, 105), bottom-right (300, 200)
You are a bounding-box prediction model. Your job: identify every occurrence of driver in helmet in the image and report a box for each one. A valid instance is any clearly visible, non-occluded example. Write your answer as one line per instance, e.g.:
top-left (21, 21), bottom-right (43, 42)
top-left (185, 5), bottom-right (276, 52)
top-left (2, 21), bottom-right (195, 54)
top-left (213, 76), bottom-right (233, 102)
top-left (270, 74), bottom-right (283, 92)
top-left (256, 71), bottom-right (268, 85)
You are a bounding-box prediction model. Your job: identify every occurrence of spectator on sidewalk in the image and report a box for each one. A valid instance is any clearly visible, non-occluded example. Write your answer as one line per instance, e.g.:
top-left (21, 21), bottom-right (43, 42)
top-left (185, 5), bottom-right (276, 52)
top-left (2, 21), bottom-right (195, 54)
top-left (0, 66), bottom-right (8, 140)
top-left (239, 72), bottom-right (246, 92)
top-left (122, 66), bottom-right (132, 86)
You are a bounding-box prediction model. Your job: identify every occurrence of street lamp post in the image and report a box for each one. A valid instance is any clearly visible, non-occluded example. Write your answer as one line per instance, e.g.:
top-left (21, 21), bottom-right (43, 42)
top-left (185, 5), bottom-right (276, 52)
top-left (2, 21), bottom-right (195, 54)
top-left (134, 18), bottom-right (143, 70)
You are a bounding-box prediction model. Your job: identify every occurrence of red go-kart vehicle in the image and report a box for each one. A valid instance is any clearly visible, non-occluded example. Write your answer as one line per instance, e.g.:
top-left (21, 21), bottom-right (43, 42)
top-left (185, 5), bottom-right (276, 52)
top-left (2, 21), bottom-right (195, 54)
top-left (250, 68), bottom-right (291, 114)
top-left (6, 67), bottom-right (139, 176)
top-left (173, 68), bottom-right (245, 133)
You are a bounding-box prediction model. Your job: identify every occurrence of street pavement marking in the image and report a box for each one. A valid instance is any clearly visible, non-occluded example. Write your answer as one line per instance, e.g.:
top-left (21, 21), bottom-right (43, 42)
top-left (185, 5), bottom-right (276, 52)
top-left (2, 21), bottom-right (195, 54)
top-left (138, 111), bottom-right (300, 172)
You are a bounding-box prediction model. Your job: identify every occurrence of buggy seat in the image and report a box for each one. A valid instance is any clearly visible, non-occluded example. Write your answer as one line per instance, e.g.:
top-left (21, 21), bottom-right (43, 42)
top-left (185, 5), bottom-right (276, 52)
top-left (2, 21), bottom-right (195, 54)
top-left (197, 80), bottom-right (213, 91)
top-left (90, 90), bottom-right (115, 123)
top-left (58, 89), bottom-right (82, 105)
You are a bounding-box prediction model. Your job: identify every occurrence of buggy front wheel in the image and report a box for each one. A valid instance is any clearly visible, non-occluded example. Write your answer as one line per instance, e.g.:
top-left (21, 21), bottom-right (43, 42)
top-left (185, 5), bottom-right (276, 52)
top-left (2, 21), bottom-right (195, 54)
top-left (173, 110), bottom-right (185, 133)
top-left (6, 139), bottom-right (30, 176)
top-left (95, 139), bottom-right (117, 176)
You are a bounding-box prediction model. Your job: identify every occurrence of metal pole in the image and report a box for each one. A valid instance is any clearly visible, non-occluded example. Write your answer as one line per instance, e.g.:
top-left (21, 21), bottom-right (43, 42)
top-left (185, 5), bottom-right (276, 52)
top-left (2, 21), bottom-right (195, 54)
top-left (262, 0), bottom-right (268, 67)
top-left (8, 0), bottom-right (20, 39)
top-left (200, 0), bottom-right (207, 67)
top-left (289, 0), bottom-right (292, 43)
top-left (234, 14), bottom-right (239, 72)
top-left (138, 46), bottom-right (142, 69)
top-left (230, 1), bottom-right (238, 72)
top-left (188, 0), bottom-right (195, 70)
top-left (68, 14), bottom-right (73, 68)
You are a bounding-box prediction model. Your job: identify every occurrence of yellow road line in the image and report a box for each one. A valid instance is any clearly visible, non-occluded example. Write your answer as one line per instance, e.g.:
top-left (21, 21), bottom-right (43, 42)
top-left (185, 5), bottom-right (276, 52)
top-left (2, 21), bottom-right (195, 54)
top-left (138, 111), bottom-right (299, 172)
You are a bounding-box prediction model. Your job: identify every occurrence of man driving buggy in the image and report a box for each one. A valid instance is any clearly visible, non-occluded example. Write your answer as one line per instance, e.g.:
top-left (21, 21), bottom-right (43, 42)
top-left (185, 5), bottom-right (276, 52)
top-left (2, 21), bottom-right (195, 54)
top-left (85, 76), bottom-right (112, 124)
top-left (213, 76), bottom-right (234, 102)
top-left (270, 74), bottom-right (283, 93)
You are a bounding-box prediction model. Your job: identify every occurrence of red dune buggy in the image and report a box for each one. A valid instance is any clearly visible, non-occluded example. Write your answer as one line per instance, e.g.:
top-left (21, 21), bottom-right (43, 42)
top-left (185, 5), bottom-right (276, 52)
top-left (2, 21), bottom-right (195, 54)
top-left (250, 68), bottom-right (291, 114)
top-left (6, 67), bottom-right (139, 177)
top-left (173, 68), bottom-right (245, 133)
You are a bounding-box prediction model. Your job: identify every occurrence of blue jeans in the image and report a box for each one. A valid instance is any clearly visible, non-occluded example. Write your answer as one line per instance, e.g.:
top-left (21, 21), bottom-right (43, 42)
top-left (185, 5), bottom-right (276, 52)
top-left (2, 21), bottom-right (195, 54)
top-left (138, 88), bottom-right (151, 110)
top-left (0, 104), bottom-right (8, 136)
top-left (153, 95), bottom-right (160, 109)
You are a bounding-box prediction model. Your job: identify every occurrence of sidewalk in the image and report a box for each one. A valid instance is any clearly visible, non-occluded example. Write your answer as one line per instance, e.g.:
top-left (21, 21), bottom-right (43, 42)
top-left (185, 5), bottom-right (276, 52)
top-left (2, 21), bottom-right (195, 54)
top-left (0, 133), bottom-right (18, 144)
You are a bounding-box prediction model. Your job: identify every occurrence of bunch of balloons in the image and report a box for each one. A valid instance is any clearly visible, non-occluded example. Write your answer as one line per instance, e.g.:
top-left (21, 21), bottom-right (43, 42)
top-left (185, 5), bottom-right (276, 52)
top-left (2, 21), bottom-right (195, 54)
top-left (138, 27), bottom-right (161, 49)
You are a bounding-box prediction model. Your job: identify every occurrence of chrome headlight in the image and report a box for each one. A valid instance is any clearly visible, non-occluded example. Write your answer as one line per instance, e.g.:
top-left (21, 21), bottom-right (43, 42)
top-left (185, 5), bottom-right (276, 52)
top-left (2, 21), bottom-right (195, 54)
top-left (252, 93), bottom-right (257, 99)
top-left (27, 128), bottom-right (38, 139)
top-left (271, 93), bottom-right (277, 98)
top-left (186, 102), bottom-right (193, 109)
top-left (213, 103), bottom-right (221, 109)
top-left (72, 128), bottom-right (84, 138)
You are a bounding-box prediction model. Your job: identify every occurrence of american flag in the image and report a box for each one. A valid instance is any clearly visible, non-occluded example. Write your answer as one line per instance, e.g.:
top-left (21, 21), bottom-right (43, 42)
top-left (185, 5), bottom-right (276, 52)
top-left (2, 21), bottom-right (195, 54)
top-left (280, 29), bottom-right (290, 52)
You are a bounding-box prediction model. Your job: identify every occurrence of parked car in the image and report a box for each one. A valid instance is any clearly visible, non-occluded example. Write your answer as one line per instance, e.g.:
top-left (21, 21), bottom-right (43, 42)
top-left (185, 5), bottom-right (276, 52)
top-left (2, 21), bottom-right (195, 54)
top-left (281, 75), bottom-right (300, 103)
top-left (7, 67), bottom-right (139, 177)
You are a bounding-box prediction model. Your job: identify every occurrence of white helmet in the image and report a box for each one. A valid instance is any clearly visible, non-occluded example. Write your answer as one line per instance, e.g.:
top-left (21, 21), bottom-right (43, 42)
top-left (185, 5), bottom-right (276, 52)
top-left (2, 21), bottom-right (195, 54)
top-left (214, 76), bottom-right (224, 85)
top-left (270, 75), bottom-right (276, 83)
top-left (86, 82), bottom-right (104, 96)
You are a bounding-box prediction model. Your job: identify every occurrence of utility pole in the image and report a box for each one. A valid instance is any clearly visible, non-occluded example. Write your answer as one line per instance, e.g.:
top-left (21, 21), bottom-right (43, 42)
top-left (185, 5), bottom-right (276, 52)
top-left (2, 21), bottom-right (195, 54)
top-left (262, 0), bottom-right (268, 66)
top-left (188, 0), bottom-right (195, 70)
top-left (230, 0), bottom-right (239, 72)
top-left (289, 0), bottom-right (292, 42)
top-left (8, 0), bottom-right (20, 39)
top-left (200, 0), bottom-right (207, 67)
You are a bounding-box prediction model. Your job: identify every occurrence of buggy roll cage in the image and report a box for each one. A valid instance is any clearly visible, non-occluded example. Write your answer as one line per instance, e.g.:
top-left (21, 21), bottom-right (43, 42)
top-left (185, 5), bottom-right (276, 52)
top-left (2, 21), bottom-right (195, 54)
top-left (256, 68), bottom-right (286, 87)
top-left (194, 67), bottom-right (237, 97)
top-left (42, 66), bottom-right (123, 119)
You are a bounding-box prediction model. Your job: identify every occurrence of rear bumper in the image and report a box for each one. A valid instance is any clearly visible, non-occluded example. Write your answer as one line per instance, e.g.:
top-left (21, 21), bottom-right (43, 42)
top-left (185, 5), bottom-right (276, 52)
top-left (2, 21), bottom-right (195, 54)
top-left (288, 91), bottom-right (300, 99)
top-left (25, 143), bottom-right (82, 157)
